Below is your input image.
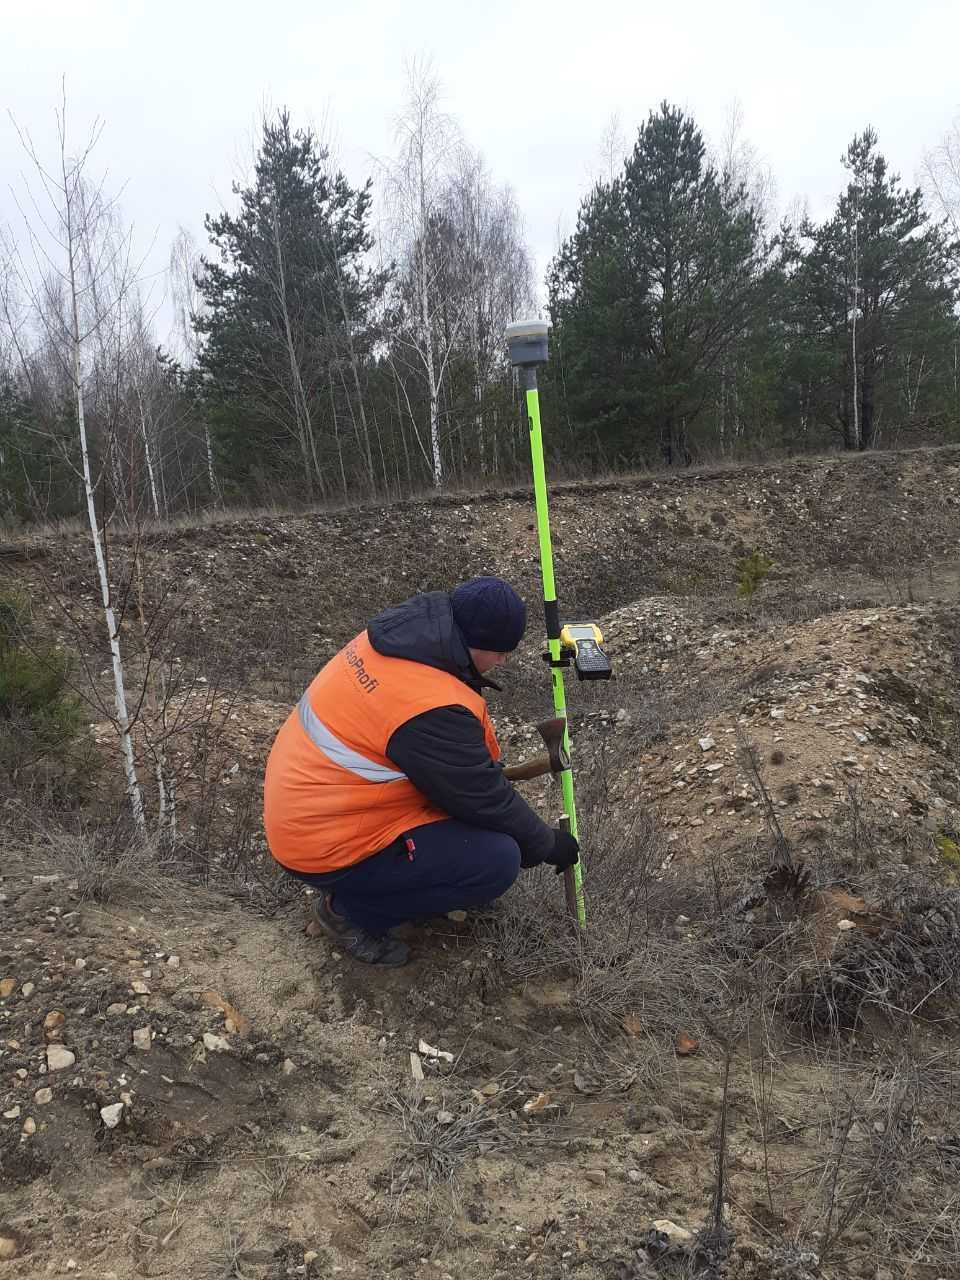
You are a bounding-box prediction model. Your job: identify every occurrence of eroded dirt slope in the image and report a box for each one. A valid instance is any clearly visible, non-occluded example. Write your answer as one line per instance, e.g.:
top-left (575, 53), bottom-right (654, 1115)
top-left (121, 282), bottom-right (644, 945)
top-left (5, 446), bottom-right (960, 701)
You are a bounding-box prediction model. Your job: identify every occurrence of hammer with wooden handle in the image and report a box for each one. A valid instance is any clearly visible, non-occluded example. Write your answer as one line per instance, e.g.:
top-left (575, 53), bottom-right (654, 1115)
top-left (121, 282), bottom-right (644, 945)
top-left (503, 717), bottom-right (570, 782)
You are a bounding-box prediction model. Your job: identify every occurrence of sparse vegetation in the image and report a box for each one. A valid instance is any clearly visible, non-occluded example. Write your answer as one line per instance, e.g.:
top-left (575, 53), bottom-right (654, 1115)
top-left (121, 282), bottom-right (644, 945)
top-left (736, 549), bottom-right (775, 598)
top-left (0, 590), bottom-right (82, 791)
top-left (2, 450), bottom-right (959, 1278)
top-left (936, 833), bottom-right (960, 882)
top-left (387, 1078), bottom-right (522, 1190)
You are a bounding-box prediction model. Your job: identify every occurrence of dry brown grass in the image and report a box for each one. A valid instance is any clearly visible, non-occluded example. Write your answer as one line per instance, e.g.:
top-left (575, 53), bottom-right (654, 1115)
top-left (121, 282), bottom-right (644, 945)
top-left (458, 723), bottom-right (960, 1277)
top-left (385, 1074), bottom-right (526, 1191)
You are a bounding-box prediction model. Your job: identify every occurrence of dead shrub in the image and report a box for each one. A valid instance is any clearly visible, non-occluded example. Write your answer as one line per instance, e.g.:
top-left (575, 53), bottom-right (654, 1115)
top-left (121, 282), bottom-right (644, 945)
top-left (12, 815), bottom-right (173, 904)
top-left (3, 805), bottom-right (230, 914)
top-left (386, 1077), bottom-right (522, 1190)
top-left (472, 765), bottom-right (743, 1051)
top-left (784, 877), bottom-right (960, 1035)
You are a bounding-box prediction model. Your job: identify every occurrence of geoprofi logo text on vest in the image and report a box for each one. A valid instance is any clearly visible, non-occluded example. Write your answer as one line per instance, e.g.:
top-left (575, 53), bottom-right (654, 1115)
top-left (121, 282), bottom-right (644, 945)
top-left (343, 645), bottom-right (380, 693)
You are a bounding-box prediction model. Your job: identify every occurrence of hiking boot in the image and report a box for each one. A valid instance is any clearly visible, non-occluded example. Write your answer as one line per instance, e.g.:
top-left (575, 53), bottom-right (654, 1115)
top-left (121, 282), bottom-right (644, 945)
top-left (310, 894), bottom-right (410, 967)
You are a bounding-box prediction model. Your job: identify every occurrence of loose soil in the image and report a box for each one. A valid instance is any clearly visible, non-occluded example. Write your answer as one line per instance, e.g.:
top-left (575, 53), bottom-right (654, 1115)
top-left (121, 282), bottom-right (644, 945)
top-left (2, 445), bottom-right (960, 1279)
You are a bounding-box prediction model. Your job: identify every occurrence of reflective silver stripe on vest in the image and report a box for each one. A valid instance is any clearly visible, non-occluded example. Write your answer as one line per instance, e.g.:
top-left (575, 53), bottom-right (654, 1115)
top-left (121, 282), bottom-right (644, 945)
top-left (297, 694), bottom-right (406, 783)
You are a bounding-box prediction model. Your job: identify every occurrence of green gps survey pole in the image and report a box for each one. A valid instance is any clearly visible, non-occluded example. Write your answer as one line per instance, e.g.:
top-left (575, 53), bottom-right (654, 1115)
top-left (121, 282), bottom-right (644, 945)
top-left (505, 319), bottom-right (586, 928)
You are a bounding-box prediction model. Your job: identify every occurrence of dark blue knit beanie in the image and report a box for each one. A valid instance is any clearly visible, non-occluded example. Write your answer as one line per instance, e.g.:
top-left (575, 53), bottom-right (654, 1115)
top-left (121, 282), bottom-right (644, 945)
top-left (451, 577), bottom-right (527, 653)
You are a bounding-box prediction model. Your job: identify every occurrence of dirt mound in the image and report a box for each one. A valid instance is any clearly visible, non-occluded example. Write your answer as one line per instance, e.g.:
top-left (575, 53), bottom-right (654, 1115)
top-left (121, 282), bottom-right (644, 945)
top-left (595, 597), bottom-right (960, 874)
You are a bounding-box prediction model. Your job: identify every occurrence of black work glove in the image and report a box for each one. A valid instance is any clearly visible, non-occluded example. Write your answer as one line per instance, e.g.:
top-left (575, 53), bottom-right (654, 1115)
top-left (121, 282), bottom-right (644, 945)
top-left (544, 828), bottom-right (580, 875)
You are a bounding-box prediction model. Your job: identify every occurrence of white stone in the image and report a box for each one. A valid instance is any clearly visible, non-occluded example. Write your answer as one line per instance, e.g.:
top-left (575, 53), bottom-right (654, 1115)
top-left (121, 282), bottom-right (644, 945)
top-left (46, 1045), bottom-right (76, 1071)
top-left (21, 1116), bottom-right (36, 1135)
top-left (652, 1219), bottom-right (693, 1246)
top-left (165, 955), bottom-right (180, 969)
top-left (131, 980), bottom-right (150, 995)
top-left (106, 1003), bottom-right (126, 1016)
top-left (203, 1032), bottom-right (231, 1053)
top-left (99, 1102), bottom-right (124, 1129)
top-left (282, 1058), bottom-right (296, 1075)
top-left (418, 1039), bottom-right (454, 1063)
top-left (21, 982), bottom-right (35, 998)
top-left (34, 1087), bottom-right (53, 1104)
top-left (3, 1105), bottom-right (21, 1120)
top-left (132, 1026), bottom-right (152, 1051)
top-left (698, 736), bottom-right (715, 751)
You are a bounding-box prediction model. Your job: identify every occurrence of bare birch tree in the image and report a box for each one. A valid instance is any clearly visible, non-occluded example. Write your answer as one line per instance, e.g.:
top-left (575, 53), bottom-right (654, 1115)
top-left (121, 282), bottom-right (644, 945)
top-left (708, 101), bottom-right (778, 451)
top-left (123, 296), bottom-right (174, 521)
top-left (7, 95), bottom-right (146, 833)
top-left (922, 116), bottom-right (960, 237)
top-left (381, 60), bottom-right (464, 487)
top-left (169, 225), bottom-right (218, 498)
top-left (922, 117), bottom-right (960, 409)
top-left (597, 111), bottom-right (626, 185)
top-left (717, 100), bottom-right (778, 233)
top-left (442, 150), bottom-right (534, 475)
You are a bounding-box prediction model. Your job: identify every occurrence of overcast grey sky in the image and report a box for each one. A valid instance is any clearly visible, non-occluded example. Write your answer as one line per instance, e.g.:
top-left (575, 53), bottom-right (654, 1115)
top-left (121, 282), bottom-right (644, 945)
top-left (4, 0), bottom-right (959, 338)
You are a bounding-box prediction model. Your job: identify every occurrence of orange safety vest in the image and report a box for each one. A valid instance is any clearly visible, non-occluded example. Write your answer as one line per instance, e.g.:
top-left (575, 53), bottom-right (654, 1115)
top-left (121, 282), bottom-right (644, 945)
top-left (263, 630), bottom-right (501, 874)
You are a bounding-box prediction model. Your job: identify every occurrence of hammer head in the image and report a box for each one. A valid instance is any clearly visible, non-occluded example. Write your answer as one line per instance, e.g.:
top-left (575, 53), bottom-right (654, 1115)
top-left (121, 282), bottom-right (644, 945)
top-left (535, 717), bottom-right (570, 773)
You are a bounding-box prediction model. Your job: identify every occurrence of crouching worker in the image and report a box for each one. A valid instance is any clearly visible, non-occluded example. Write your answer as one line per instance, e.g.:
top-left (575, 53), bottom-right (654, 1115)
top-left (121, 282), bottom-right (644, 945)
top-left (263, 576), bottom-right (579, 967)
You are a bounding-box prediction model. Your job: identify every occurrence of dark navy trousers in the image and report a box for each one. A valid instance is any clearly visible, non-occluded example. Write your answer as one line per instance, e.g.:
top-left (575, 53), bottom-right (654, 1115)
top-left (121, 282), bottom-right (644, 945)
top-left (287, 819), bottom-right (522, 935)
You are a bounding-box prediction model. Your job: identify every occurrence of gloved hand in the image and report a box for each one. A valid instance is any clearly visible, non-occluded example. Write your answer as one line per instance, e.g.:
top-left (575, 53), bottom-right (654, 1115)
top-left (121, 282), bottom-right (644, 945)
top-left (544, 827), bottom-right (580, 875)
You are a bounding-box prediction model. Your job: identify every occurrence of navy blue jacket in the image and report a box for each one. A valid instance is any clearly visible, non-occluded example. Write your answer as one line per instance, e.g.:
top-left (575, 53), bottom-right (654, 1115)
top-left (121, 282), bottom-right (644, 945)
top-left (367, 592), bottom-right (555, 866)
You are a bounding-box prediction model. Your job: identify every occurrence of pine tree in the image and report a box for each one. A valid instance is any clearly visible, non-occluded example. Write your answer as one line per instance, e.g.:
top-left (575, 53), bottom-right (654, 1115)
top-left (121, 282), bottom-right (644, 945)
top-left (194, 111), bottom-right (387, 498)
top-left (797, 129), bottom-right (958, 449)
top-left (549, 103), bottom-right (771, 465)
top-left (547, 179), bottom-right (638, 459)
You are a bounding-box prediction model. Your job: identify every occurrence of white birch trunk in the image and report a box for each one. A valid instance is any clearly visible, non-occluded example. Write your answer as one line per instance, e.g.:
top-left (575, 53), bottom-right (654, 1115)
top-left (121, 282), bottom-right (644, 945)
top-left (135, 385), bottom-right (161, 520)
top-left (417, 229), bottom-right (442, 487)
top-left (472, 312), bottom-right (485, 473)
top-left (67, 233), bottom-right (146, 834)
top-left (850, 215), bottom-right (860, 449)
top-left (413, 130), bottom-right (442, 489)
